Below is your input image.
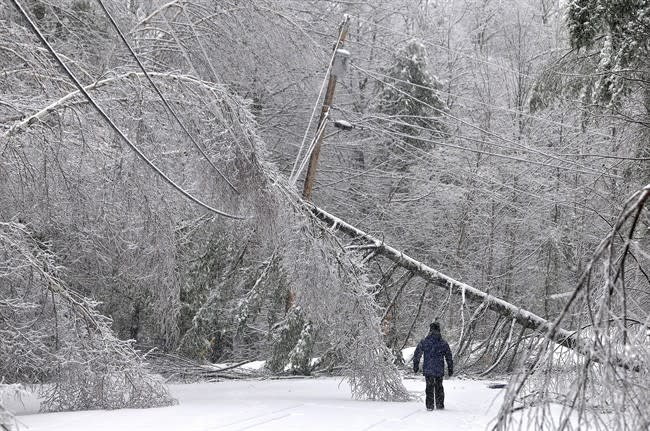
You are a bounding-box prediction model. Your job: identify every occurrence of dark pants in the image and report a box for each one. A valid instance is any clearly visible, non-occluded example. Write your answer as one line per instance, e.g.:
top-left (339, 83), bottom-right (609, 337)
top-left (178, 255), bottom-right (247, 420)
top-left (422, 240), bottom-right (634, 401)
top-left (425, 376), bottom-right (444, 409)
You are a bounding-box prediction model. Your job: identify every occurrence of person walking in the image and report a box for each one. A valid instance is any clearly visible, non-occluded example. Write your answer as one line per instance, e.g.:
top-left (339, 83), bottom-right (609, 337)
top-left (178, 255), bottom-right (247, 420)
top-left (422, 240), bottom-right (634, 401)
top-left (413, 322), bottom-right (453, 410)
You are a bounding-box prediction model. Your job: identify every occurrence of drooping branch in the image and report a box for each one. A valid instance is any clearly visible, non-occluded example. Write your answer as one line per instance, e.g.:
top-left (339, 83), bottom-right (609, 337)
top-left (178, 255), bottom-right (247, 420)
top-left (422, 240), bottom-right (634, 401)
top-left (4, 71), bottom-right (227, 138)
top-left (494, 186), bottom-right (650, 431)
top-left (4, 1), bottom-right (242, 220)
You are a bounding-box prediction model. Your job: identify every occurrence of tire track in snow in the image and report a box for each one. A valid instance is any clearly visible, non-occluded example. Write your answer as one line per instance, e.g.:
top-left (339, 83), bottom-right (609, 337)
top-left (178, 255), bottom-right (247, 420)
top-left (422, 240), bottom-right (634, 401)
top-left (400, 408), bottom-right (423, 420)
top-left (359, 418), bottom-right (387, 430)
top-left (233, 413), bottom-right (292, 430)
top-left (361, 407), bottom-right (424, 430)
top-left (209, 403), bottom-right (303, 430)
top-left (361, 408), bottom-right (422, 431)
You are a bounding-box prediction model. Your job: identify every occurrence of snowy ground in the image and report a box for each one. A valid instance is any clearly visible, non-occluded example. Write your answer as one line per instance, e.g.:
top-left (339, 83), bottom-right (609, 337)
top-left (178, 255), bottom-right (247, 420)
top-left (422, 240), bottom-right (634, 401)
top-left (11, 377), bottom-right (506, 431)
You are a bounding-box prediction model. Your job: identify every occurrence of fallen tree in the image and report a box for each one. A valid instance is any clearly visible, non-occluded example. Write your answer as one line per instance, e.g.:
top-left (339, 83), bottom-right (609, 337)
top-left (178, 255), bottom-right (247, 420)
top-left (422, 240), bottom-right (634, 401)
top-left (309, 204), bottom-right (579, 350)
top-left (309, 203), bottom-right (644, 374)
top-left (310, 203), bottom-right (645, 379)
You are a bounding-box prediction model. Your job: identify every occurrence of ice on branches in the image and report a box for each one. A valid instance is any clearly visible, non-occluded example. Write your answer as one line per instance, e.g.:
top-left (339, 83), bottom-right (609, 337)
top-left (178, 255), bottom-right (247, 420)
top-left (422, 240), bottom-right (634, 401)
top-left (280, 213), bottom-right (411, 401)
top-left (495, 185), bottom-right (650, 431)
top-left (0, 222), bottom-right (175, 413)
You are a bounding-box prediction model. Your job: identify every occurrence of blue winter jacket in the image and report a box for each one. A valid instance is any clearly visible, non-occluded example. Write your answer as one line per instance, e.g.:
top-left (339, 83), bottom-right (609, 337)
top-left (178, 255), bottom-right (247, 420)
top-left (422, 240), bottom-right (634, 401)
top-left (413, 331), bottom-right (453, 377)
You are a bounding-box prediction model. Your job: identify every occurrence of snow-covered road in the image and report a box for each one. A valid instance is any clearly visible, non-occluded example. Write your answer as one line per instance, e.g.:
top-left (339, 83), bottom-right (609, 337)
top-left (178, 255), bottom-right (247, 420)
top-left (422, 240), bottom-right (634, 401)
top-left (15, 377), bottom-right (505, 431)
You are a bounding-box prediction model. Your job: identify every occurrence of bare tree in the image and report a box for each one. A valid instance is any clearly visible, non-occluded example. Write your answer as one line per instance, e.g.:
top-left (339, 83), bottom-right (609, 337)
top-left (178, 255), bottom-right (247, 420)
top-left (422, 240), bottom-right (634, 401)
top-left (496, 184), bottom-right (650, 430)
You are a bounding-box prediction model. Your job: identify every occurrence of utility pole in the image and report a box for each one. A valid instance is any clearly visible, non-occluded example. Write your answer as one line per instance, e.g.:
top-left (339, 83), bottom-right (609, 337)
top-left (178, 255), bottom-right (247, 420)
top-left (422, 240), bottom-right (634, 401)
top-left (302, 15), bottom-right (351, 201)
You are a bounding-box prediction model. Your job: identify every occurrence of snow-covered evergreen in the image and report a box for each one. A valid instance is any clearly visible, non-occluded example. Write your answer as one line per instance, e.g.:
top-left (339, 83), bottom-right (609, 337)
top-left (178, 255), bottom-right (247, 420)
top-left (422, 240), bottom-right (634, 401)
top-left (376, 39), bottom-right (448, 152)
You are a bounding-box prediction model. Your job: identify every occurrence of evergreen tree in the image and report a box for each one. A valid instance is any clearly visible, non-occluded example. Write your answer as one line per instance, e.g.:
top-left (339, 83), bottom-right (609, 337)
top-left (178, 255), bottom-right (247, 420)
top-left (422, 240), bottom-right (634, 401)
top-left (376, 39), bottom-right (448, 154)
top-left (566, 0), bottom-right (650, 178)
top-left (567, 0), bottom-right (650, 106)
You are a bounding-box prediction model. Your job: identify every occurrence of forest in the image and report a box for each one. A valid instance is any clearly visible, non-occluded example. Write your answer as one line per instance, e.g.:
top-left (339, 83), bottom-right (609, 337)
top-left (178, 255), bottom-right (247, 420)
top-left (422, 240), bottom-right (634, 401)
top-left (1, 1), bottom-right (649, 430)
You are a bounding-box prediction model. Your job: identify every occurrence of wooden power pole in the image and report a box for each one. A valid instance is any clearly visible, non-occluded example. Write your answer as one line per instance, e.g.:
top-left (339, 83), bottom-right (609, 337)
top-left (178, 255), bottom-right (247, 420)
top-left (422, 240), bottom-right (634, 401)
top-left (302, 15), bottom-right (351, 201)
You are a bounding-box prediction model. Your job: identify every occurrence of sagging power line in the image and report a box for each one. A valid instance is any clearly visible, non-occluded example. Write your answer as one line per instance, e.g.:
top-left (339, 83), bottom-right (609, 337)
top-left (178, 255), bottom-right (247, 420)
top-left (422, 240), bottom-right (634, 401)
top-left (11, 0), bottom-right (245, 220)
top-left (95, 0), bottom-right (239, 194)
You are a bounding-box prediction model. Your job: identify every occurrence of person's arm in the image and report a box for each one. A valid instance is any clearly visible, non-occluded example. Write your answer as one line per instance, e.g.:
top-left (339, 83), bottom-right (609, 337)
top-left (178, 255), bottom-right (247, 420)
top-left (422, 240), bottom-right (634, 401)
top-left (445, 342), bottom-right (454, 376)
top-left (413, 341), bottom-right (423, 373)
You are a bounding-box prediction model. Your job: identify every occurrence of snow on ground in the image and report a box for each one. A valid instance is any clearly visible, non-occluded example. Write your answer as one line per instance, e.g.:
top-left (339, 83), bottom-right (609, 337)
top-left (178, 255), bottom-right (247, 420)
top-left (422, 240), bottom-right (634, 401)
top-left (12, 377), bottom-right (505, 431)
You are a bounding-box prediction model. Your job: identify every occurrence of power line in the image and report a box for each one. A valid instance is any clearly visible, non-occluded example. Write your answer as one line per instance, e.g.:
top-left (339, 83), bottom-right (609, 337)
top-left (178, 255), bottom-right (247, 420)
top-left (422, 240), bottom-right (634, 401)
top-left (335, 108), bottom-right (576, 158)
top-left (289, 19), bottom-right (347, 185)
top-left (342, 126), bottom-right (608, 216)
top-left (353, 14), bottom-right (537, 80)
top-left (292, 110), bottom-right (330, 185)
top-left (330, 106), bottom-right (619, 178)
top-left (289, 49), bottom-right (336, 184)
top-left (358, 113), bottom-right (635, 169)
top-left (361, 122), bottom-right (617, 177)
top-left (338, 21), bottom-right (612, 133)
top-left (348, 61), bottom-right (615, 140)
top-left (95, 0), bottom-right (239, 194)
top-left (10, 0), bottom-right (245, 220)
top-left (557, 153), bottom-right (650, 161)
top-left (351, 63), bottom-right (614, 175)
